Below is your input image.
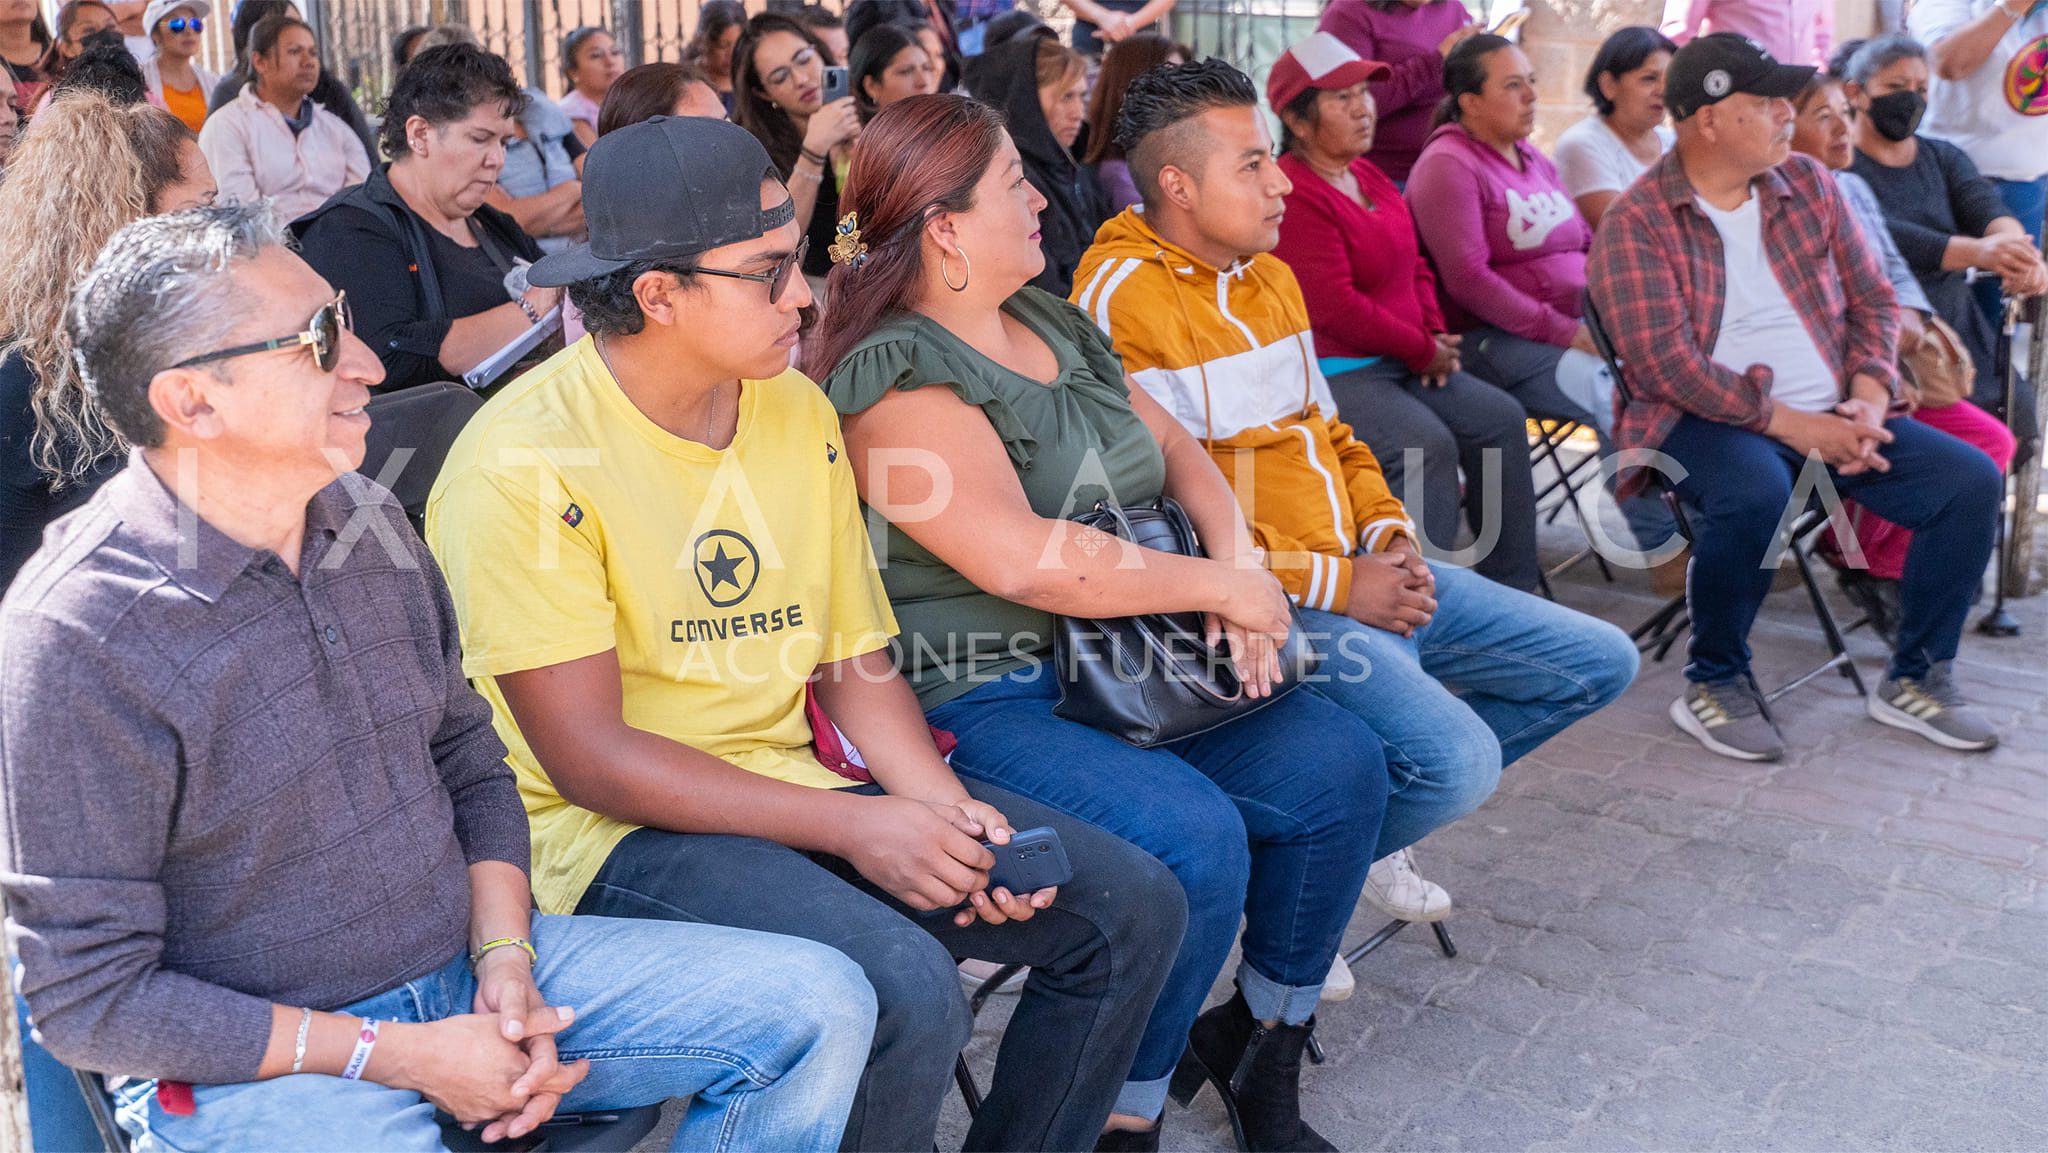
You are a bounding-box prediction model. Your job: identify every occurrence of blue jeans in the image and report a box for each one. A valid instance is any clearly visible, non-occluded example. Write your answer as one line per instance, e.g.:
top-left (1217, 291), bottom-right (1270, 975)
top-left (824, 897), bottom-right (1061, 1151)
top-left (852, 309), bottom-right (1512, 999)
top-left (112, 914), bottom-right (875, 1152)
top-left (1974, 176), bottom-right (2047, 330)
top-left (926, 670), bottom-right (1387, 1121)
top-left (16, 992), bottom-right (101, 1151)
top-left (1299, 561), bottom-right (1638, 858)
top-left (1659, 414), bottom-right (2001, 685)
top-left (576, 779), bottom-right (1183, 1153)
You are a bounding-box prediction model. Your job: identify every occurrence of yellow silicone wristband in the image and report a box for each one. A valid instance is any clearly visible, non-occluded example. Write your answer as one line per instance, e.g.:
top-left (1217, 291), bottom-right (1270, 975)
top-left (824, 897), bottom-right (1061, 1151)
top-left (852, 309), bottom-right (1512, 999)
top-left (470, 937), bottom-right (538, 966)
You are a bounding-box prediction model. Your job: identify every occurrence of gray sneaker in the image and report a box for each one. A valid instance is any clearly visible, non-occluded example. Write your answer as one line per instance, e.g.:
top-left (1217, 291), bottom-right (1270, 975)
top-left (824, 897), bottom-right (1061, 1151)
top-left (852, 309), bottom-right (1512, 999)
top-left (1867, 662), bottom-right (1999, 751)
top-left (1670, 678), bottom-right (1785, 762)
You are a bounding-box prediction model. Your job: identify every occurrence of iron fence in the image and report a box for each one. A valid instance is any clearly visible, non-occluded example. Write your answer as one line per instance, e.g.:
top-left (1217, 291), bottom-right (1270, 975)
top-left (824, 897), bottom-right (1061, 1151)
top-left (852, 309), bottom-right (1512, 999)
top-left (302, 0), bottom-right (1336, 114)
top-left (35, 0), bottom-right (1496, 108)
top-left (310, 0), bottom-right (848, 112)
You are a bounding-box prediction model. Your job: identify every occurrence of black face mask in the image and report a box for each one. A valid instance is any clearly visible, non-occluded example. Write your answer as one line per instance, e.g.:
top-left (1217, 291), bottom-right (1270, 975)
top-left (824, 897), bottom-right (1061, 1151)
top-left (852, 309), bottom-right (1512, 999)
top-left (1866, 90), bottom-right (1927, 142)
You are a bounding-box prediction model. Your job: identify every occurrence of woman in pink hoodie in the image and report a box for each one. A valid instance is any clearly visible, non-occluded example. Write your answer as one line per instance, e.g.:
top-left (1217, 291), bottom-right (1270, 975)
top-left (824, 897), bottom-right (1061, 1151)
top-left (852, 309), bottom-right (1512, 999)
top-left (1314, 0), bottom-right (1476, 183)
top-left (1407, 34), bottom-right (1677, 554)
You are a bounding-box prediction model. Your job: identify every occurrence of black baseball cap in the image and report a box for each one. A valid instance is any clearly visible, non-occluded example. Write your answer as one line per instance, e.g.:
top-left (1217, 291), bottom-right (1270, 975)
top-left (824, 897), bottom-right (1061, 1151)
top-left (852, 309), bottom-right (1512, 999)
top-left (1665, 32), bottom-right (1816, 121)
top-left (528, 116), bottom-right (797, 288)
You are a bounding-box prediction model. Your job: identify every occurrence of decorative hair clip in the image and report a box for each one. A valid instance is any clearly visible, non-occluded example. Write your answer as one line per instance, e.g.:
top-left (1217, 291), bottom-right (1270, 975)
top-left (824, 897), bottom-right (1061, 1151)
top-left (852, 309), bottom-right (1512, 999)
top-left (828, 212), bottom-right (869, 270)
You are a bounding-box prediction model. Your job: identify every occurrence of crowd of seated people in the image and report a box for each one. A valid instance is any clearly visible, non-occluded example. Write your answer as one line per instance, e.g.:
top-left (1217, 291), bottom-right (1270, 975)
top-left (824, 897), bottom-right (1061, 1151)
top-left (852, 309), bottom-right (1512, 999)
top-left (2, 5), bottom-right (2039, 1152)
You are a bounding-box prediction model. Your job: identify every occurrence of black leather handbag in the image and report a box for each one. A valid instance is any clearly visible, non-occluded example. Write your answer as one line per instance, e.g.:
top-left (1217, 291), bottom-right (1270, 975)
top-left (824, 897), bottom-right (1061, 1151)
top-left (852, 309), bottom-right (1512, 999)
top-left (1051, 499), bottom-right (1321, 747)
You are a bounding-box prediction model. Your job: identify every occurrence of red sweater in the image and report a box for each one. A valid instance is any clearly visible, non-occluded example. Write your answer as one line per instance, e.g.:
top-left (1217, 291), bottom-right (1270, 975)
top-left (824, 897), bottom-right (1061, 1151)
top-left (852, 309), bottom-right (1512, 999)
top-left (1272, 152), bottom-right (1443, 373)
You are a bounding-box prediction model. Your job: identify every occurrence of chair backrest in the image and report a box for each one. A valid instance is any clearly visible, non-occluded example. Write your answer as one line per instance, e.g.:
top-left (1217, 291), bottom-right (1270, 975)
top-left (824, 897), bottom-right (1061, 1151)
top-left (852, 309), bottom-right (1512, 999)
top-left (73, 1068), bottom-right (131, 1151)
top-left (358, 381), bottom-right (485, 534)
top-left (1581, 296), bottom-right (1635, 407)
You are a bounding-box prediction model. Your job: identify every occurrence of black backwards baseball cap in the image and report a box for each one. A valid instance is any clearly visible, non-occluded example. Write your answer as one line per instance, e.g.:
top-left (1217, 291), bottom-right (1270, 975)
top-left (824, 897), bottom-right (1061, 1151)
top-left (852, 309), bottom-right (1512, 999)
top-left (528, 115), bottom-right (797, 288)
top-left (1665, 32), bottom-right (1817, 121)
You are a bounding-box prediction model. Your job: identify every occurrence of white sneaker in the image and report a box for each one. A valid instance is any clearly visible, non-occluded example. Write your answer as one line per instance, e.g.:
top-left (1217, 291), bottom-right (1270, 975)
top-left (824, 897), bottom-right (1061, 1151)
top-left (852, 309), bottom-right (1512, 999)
top-left (957, 958), bottom-right (1027, 996)
top-left (1322, 954), bottom-right (1356, 1002)
top-left (1362, 848), bottom-right (1452, 923)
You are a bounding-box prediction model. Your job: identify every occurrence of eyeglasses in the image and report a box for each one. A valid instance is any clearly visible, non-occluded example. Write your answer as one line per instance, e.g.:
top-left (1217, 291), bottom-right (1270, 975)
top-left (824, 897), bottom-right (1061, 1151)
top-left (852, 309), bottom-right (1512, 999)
top-left (163, 16), bottom-right (204, 33)
top-left (763, 47), bottom-right (817, 89)
top-left (695, 238), bottom-right (810, 304)
top-left (174, 293), bottom-right (352, 375)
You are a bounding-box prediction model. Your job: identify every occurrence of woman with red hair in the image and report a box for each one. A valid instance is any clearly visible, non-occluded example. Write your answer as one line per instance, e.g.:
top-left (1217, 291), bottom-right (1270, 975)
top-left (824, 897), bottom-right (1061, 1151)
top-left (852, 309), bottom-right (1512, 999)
top-left (811, 93), bottom-right (1389, 1151)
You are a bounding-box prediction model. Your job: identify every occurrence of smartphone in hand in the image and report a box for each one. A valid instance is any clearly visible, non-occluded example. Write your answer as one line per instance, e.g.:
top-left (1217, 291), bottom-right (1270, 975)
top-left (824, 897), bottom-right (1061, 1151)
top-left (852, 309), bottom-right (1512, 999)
top-left (822, 65), bottom-right (850, 105)
top-left (985, 826), bottom-right (1072, 896)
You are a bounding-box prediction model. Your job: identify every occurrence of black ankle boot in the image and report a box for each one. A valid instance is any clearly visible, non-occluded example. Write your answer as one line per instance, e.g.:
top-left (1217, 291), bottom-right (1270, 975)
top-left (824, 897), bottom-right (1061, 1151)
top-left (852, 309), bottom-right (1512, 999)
top-left (1167, 987), bottom-right (1334, 1152)
top-left (1094, 1121), bottom-right (1163, 1152)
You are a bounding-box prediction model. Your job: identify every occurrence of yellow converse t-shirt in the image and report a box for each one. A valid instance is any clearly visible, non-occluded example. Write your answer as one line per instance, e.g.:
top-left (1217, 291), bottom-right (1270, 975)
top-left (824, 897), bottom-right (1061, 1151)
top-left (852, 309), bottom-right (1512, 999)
top-left (426, 338), bottom-right (897, 914)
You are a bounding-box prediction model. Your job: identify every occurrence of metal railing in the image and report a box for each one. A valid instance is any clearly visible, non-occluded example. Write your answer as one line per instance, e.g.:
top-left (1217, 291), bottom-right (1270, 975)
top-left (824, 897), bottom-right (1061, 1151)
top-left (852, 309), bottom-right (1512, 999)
top-left (311, 0), bottom-right (765, 113)
top-left (293, 0), bottom-right (1340, 114)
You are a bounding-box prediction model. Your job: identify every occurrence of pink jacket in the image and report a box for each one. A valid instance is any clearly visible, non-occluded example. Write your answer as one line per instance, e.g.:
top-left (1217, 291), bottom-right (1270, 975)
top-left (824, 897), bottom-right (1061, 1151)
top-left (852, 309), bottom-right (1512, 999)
top-left (1405, 123), bottom-right (1591, 347)
top-left (1661, 0), bottom-right (1833, 69)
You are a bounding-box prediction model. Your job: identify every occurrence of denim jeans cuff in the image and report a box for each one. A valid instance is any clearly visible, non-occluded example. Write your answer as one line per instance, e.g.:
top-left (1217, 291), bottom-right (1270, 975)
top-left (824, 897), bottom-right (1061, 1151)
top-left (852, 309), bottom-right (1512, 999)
top-left (1236, 961), bottom-right (1323, 1027)
top-left (1114, 1075), bottom-right (1171, 1123)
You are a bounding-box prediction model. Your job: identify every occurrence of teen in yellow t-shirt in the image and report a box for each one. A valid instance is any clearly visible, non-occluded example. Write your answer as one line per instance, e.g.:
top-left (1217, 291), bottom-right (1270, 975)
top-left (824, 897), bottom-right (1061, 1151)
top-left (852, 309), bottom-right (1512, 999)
top-left (423, 115), bottom-right (1181, 1153)
top-left (428, 340), bottom-right (895, 912)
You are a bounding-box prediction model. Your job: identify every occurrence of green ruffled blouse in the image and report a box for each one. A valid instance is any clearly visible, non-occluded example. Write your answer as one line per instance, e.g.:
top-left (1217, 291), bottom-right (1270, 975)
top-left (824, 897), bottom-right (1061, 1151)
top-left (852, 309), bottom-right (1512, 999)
top-left (821, 288), bottom-right (1169, 709)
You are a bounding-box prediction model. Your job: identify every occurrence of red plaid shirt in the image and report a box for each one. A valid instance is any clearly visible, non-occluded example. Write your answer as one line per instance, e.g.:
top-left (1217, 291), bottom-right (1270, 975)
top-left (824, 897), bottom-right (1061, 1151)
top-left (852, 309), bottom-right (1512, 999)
top-left (1587, 150), bottom-right (1898, 496)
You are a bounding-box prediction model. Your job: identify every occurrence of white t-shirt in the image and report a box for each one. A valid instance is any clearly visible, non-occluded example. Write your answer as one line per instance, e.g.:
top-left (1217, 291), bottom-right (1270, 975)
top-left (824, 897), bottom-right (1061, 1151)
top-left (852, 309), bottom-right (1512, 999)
top-left (1553, 116), bottom-right (1675, 200)
top-left (1696, 193), bottom-right (1841, 414)
top-left (1909, 0), bottom-right (2048, 181)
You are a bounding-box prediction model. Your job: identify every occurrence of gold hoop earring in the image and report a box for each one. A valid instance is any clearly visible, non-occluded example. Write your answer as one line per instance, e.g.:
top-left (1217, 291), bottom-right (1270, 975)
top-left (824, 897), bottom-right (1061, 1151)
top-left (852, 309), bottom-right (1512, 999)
top-left (941, 248), bottom-right (971, 293)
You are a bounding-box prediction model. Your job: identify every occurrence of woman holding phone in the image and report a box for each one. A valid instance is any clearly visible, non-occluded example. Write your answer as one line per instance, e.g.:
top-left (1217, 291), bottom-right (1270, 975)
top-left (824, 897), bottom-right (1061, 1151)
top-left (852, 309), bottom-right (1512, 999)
top-left (735, 11), bottom-right (860, 297)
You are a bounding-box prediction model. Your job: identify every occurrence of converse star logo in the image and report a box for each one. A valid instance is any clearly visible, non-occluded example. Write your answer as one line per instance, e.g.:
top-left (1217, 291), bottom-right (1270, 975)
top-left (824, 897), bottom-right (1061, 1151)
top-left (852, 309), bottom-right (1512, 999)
top-left (693, 529), bottom-right (760, 608)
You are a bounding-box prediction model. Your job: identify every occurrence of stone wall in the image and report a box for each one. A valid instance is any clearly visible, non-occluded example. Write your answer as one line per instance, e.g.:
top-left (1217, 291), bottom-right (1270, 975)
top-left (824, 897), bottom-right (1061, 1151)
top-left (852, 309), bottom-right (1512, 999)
top-left (1525, 0), bottom-right (1883, 151)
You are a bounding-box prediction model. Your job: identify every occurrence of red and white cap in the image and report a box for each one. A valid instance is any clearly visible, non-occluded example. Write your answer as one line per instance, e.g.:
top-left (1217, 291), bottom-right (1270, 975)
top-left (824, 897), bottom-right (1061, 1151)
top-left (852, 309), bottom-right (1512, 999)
top-left (1266, 32), bottom-right (1392, 113)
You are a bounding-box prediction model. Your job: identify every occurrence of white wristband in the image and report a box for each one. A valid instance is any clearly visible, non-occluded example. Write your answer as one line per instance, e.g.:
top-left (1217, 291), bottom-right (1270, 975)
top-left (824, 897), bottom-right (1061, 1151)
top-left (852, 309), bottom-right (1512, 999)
top-left (340, 1018), bottom-right (381, 1081)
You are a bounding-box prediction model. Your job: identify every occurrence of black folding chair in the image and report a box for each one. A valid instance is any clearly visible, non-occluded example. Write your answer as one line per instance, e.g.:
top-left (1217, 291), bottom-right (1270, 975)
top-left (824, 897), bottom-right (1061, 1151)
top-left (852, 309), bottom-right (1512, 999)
top-left (358, 380), bottom-right (487, 536)
top-left (1297, 913), bottom-right (1461, 1067)
top-left (952, 962), bottom-right (1025, 1118)
top-left (1528, 413), bottom-right (1616, 600)
top-left (1582, 300), bottom-right (1867, 702)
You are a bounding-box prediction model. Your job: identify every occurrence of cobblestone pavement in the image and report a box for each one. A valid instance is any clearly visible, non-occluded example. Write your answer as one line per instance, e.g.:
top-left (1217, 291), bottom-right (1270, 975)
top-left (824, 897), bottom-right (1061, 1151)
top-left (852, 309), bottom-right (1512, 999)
top-left (637, 524), bottom-right (2048, 1152)
top-left (938, 531), bottom-right (2048, 1152)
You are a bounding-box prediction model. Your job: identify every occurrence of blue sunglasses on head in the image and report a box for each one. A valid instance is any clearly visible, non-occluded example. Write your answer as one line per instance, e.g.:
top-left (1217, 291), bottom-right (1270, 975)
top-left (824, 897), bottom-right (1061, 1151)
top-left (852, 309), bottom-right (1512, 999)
top-left (163, 16), bottom-right (204, 33)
